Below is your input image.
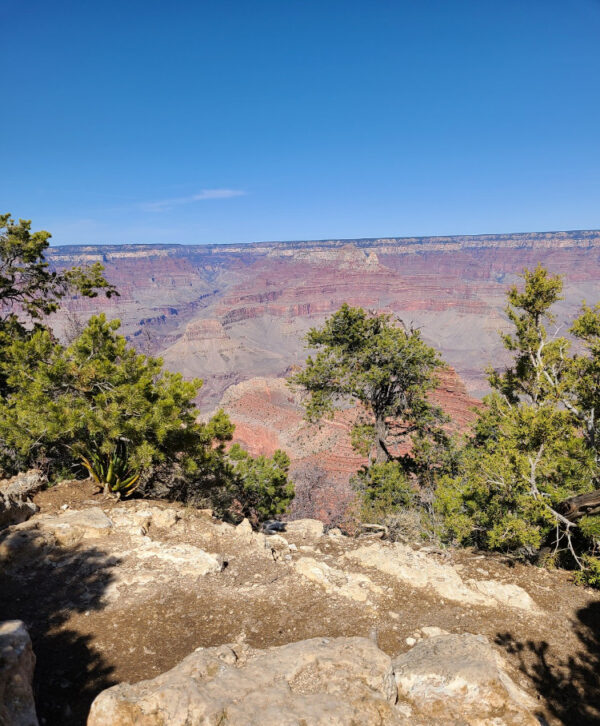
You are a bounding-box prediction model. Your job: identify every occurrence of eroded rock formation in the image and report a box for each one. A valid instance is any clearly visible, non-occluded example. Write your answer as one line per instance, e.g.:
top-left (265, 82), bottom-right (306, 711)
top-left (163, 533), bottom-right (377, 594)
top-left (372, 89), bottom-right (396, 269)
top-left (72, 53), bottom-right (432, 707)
top-left (48, 230), bottom-right (600, 406)
top-left (0, 620), bottom-right (38, 726)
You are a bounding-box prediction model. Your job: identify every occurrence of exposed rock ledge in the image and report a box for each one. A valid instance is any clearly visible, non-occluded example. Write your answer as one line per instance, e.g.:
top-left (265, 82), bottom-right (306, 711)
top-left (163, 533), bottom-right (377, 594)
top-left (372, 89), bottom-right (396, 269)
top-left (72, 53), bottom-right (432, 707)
top-left (88, 633), bottom-right (537, 726)
top-left (2, 481), bottom-right (592, 724)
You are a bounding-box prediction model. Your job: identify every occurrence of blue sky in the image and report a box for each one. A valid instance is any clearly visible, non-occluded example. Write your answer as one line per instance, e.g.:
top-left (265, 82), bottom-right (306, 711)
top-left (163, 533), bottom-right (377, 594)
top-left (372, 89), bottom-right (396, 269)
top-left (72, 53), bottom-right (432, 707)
top-left (2, 0), bottom-right (600, 245)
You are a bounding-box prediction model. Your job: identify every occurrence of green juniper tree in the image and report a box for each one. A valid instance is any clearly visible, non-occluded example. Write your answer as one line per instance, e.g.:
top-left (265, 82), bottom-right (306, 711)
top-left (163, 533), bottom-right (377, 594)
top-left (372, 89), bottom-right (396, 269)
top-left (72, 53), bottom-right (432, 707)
top-left (0, 215), bottom-right (294, 519)
top-left (436, 266), bottom-right (600, 574)
top-left (290, 303), bottom-right (445, 464)
top-left (290, 304), bottom-right (450, 529)
top-left (0, 216), bottom-right (116, 328)
top-left (0, 314), bottom-right (229, 485)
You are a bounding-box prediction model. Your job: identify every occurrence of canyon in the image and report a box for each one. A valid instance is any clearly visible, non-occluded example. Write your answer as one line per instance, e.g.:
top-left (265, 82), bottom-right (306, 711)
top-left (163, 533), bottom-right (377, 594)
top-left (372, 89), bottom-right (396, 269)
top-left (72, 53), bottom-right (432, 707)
top-left (48, 229), bottom-right (600, 409)
top-left (47, 229), bottom-right (600, 488)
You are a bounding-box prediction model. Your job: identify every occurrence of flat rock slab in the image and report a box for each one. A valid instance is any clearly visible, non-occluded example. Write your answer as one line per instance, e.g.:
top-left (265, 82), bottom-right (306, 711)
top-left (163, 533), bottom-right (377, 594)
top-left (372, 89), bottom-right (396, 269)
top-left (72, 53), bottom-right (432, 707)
top-left (294, 556), bottom-right (383, 603)
top-left (36, 509), bottom-right (114, 545)
top-left (393, 633), bottom-right (538, 725)
top-left (345, 543), bottom-right (538, 612)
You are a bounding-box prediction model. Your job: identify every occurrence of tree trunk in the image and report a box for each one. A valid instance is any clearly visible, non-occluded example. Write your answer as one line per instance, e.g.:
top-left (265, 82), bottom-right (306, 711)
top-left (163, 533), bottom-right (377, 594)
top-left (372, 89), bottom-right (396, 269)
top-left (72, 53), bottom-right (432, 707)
top-left (374, 415), bottom-right (389, 464)
top-left (556, 489), bottom-right (600, 522)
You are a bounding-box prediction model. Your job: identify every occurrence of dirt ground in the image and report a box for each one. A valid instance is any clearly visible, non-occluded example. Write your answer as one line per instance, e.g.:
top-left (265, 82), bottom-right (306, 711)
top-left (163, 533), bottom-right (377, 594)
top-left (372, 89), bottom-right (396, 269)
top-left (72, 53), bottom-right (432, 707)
top-left (2, 479), bottom-right (600, 725)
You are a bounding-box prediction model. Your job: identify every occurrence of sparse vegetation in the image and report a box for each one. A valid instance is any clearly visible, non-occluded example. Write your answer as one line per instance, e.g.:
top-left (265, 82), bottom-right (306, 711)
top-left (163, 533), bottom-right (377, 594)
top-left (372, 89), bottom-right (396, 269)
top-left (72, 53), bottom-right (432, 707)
top-left (291, 304), bottom-right (455, 540)
top-left (293, 280), bottom-right (600, 585)
top-left (0, 215), bottom-right (294, 521)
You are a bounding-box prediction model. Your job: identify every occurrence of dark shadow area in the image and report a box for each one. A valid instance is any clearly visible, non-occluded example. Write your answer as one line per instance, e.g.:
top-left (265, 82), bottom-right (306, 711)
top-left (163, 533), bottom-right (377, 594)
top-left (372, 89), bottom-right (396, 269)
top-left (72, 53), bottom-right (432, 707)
top-left (0, 528), bottom-right (121, 725)
top-left (496, 600), bottom-right (600, 725)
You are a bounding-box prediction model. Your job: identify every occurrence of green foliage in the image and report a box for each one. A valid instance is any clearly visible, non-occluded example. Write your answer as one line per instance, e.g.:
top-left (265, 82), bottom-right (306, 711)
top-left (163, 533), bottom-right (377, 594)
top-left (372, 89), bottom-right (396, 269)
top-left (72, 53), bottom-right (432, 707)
top-left (435, 398), bottom-right (594, 553)
top-left (81, 441), bottom-right (141, 497)
top-left (0, 215), bottom-right (116, 333)
top-left (290, 303), bottom-right (446, 464)
top-left (227, 444), bottom-right (294, 521)
top-left (435, 266), bottom-right (599, 574)
top-left (487, 264), bottom-right (568, 406)
top-left (0, 314), bottom-right (232, 481)
top-left (0, 214), bottom-right (295, 520)
top-left (352, 461), bottom-right (416, 517)
top-left (575, 556), bottom-right (600, 588)
top-left (579, 515), bottom-right (600, 541)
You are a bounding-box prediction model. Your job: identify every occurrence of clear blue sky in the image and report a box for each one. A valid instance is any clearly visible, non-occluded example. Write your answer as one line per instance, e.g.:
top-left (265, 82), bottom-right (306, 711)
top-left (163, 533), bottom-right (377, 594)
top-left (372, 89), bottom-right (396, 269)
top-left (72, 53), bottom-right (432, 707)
top-left (2, 0), bottom-right (600, 245)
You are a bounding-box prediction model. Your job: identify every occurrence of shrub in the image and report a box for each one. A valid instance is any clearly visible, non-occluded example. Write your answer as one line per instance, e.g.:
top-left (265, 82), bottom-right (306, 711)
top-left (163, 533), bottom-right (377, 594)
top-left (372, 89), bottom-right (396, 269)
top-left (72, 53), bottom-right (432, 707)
top-left (227, 444), bottom-right (294, 523)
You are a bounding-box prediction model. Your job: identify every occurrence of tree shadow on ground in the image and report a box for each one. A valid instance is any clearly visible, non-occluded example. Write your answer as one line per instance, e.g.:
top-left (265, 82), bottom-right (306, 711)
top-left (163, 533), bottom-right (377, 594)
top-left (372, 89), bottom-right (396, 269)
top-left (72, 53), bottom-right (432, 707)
top-left (0, 528), bottom-right (121, 725)
top-left (496, 600), bottom-right (600, 725)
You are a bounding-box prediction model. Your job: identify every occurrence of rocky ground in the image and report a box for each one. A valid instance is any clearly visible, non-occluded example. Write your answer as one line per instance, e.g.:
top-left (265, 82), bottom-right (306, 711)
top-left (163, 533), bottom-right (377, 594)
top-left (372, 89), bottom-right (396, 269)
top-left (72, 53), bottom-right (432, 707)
top-left (1, 477), bottom-right (600, 724)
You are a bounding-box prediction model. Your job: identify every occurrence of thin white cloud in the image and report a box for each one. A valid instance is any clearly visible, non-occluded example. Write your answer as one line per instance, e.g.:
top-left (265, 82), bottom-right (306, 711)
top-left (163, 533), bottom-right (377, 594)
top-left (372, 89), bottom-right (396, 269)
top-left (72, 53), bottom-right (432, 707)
top-left (140, 188), bottom-right (245, 212)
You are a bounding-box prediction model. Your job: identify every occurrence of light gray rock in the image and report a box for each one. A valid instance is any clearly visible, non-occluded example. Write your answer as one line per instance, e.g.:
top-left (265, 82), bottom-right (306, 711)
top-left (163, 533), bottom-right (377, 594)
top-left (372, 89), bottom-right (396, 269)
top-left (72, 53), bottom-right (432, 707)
top-left (294, 556), bottom-right (383, 602)
top-left (0, 471), bottom-right (45, 530)
top-left (0, 471), bottom-right (45, 502)
top-left (0, 621), bottom-right (38, 726)
top-left (285, 519), bottom-right (325, 540)
top-left (36, 508), bottom-right (114, 545)
top-left (393, 633), bottom-right (538, 725)
top-left (345, 543), bottom-right (538, 612)
top-left (87, 637), bottom-right (405, 726)
top-left (469, 579), bottom-right (539, 613)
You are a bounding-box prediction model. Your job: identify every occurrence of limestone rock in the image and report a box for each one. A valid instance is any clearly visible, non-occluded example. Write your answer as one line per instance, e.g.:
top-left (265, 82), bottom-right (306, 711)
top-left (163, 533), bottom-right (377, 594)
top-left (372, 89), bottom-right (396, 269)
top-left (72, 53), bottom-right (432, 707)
top-left (393, 633), bottom-right (538, 725)
top-left (294, 556), bottom-right (383, 602)
top-left (109, 504), bottom-right (181, 534)
top-left (284, 519), bottom-right (324, 541)
top-left (36, 509), bottom-right (114, 546)
top-left (346, 543), bottom-right (538, 612)
top-left (88, 637), bottom-right (404, 726)
top-left (419, 626), bottom-right (449, 639)
top-left (0, 471), bottom-right (45, 530)
top-left (235, 517), bottom-right (254, 540)
top-left (104, 539), bottom-right (224, 603)
top-left (0, 499), bottom-right (37, 531)
top-left (470, 579), bottom-right (539, 612)
top-left (0, 471), bottom-right (45, 502)
top-left (261, 533), bottom-right (290, 560)
top-left (0, 620), bottom-right (38, 726)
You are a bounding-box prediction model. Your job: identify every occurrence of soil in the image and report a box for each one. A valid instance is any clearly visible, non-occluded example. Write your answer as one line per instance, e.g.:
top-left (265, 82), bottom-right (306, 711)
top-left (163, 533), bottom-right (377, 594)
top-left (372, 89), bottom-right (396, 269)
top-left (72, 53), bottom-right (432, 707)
top-left (2, 479), bottom-right (600, 726)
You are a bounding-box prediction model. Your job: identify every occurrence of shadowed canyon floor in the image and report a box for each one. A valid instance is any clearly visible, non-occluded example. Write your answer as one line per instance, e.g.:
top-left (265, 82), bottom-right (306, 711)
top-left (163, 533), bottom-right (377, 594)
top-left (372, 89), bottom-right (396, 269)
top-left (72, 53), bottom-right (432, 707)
top-left (1, 480), bottom-right (600, 724)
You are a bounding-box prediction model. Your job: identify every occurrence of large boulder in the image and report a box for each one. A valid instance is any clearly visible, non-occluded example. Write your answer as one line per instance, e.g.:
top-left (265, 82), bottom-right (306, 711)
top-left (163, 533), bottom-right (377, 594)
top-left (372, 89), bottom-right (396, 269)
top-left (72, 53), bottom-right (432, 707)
top-left (393, 633), bottom-right (538, 725)
top-left (87, 637), bottom-right (405, 726)
top-left (0, 621), bottom-right (38, 726)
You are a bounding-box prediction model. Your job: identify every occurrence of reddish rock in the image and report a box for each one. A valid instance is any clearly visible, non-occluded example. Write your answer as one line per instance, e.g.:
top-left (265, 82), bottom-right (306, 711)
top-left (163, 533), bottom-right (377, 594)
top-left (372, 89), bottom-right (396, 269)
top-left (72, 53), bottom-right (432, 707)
top-left (218, 369), bottom-right (481, 524)
top-left (47, 231), bottom-right (600, 407)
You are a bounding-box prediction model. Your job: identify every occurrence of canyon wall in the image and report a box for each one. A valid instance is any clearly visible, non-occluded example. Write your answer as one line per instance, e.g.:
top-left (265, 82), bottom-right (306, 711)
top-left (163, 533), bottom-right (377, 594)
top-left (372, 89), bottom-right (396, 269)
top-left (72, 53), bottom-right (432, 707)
top-left (48, 229), bottom-right (600, 406)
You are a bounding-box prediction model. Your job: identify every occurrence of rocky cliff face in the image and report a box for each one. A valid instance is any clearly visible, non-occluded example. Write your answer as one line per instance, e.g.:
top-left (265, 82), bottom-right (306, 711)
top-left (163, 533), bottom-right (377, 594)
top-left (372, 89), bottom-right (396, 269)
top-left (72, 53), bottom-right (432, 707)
top-left (48, 230), bottom-right (600, 407)
top-left (219, 368), bottom-right (481, 523)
